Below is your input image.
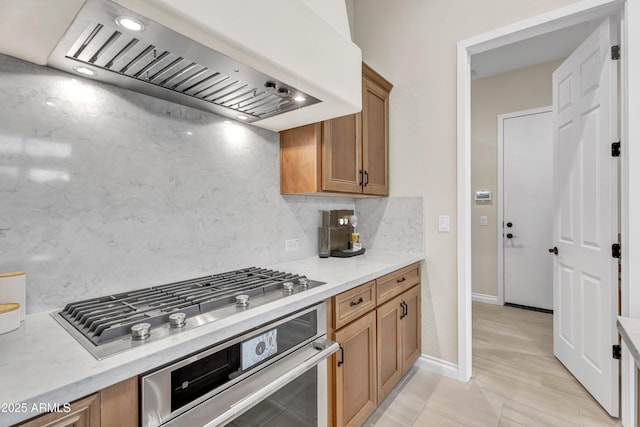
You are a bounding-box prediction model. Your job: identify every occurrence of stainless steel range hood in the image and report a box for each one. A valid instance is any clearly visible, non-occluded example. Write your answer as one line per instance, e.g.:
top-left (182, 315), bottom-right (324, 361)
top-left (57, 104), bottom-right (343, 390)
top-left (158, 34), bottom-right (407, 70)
top-left (47, 0), bottom-right (323, 124)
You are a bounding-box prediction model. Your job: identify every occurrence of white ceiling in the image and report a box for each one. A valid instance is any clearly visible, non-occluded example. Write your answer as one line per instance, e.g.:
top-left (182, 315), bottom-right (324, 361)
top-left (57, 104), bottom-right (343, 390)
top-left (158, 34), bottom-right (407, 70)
top-left (471, 18), bottom-right (603, 80)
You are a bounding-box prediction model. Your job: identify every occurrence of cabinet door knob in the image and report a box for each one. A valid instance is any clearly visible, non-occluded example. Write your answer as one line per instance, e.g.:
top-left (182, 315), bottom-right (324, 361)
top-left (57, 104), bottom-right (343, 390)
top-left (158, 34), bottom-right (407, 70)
top-left (337, 345), bottom-right (344, 367)
top-left (364, 170), bottom-right (369, 186)
top-left (548, 246), bottom-right (558, 255)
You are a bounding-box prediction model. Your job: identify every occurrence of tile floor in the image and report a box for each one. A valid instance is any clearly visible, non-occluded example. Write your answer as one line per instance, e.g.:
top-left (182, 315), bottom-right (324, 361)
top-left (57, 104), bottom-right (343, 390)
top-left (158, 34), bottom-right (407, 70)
top-left (365, 302), bottom-right (622, 426)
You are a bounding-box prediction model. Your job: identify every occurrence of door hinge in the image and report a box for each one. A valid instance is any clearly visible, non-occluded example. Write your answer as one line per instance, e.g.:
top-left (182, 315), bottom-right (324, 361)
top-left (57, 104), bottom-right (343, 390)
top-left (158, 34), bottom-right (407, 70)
top-left (612, 141), bottom-right (621, 157)
top-left (611, 45), bottom-right (620, 60)
top-left (613, 344), bottom-right (621, 360)
top-left (612, 243), bottom-right (621, 259)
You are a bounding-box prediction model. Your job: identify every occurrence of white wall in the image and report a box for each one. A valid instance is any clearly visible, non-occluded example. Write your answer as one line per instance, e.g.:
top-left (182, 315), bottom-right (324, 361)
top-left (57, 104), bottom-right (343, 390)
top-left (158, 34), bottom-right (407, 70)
top-left (350, 0), bottom-right (582, 363)
top-left (471, 59), bottom-right (562, 298)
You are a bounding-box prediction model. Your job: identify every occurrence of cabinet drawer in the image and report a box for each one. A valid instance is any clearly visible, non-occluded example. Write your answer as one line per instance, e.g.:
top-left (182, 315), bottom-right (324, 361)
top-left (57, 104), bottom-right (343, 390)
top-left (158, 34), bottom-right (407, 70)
top-left (333, 281), bottom-right (376, 329)
top-left (376, 263), bottom-right (420, 305)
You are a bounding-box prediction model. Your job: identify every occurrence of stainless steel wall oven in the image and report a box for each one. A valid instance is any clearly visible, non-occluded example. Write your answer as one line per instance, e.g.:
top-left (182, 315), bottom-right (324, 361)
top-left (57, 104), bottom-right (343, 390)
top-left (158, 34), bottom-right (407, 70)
top-left (141, 302), bottom-right (337, 427)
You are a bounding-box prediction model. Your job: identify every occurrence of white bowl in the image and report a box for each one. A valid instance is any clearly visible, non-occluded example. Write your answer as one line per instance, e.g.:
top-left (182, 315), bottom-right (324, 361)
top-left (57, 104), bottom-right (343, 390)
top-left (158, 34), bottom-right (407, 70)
top-left (0, 303), bottom-right (20, 334)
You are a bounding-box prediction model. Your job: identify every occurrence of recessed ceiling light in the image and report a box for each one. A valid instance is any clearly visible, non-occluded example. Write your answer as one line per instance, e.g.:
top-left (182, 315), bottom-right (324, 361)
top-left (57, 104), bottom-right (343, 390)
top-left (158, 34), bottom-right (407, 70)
top-left (294, 95), bottom-right (306, 102)
top-left (237, 115), bottom-right (248, 120)
top-left (115, 16), bottom-right (145, 32)
top-left (72, 66), bottom-right (97, 76)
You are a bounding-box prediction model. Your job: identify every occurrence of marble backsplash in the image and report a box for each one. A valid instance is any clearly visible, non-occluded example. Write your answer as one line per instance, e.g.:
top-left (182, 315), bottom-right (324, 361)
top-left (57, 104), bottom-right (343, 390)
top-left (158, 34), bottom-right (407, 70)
top-left (355, 197), bottom-right (424, 253)
top-left (0, 53), bottom-right (422, 314)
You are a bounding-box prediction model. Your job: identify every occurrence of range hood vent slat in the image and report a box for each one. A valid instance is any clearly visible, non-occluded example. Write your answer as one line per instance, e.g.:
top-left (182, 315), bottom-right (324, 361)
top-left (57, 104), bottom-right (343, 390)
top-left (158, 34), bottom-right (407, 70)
top-left (172, 68), bottom-right (210, 91)
top-left (47, 0), bottom-right (321, 122)
top-left (194, 77), bottom-right (236, 99)
top-left (88, 30), bottom-right (121, 64)
top-left (105, 39), bottom-right (142, 70)
top-left (71, 23), bottom-right (103, 59)
top-left (77, 26), bottom-right (116, 63)
top-left (219, 89), bottom-right (258, 107)
top-left (145, 54), bottom-right (184, 82)
top-left (159, 62), bottom-right (198, 87)
top-left (204, 81), bottom-right (247, 104)
top-left (132, 50), bottom-right (170, 79)
top-left (95, 36), bottom-right (136, 68)
top-left (119, 45), bottom-right (155, 74)
top-left (182, 71), bottom-right (223, 95)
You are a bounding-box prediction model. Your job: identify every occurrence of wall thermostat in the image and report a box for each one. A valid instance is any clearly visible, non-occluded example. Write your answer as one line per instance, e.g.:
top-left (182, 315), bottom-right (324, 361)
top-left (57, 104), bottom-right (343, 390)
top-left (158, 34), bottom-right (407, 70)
top-left (475, 190), bottom-right (492, 202)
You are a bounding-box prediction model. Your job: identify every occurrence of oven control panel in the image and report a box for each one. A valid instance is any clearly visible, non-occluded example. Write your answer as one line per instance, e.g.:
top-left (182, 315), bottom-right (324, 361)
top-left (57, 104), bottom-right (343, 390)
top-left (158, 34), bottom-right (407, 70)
top-left (241, 328), bottom-right (277, 370)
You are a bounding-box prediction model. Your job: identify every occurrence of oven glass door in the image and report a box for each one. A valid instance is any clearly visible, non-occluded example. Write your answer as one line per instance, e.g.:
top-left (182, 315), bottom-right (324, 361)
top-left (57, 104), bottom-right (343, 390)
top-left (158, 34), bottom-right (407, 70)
top-left (226, 366), bottom-right (319, 426)
top-left (160, 338), bottom-right (337, 427)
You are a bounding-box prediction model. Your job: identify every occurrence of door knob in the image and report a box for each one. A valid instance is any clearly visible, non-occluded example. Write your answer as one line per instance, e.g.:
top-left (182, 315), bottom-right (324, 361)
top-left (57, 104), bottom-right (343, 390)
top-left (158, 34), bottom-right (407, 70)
top-left (548, 246), bottom-right (558, 255)
top-left (506, 222), bottom-right (513, 228)
top-left (506, 233), bottom-right (514, 239)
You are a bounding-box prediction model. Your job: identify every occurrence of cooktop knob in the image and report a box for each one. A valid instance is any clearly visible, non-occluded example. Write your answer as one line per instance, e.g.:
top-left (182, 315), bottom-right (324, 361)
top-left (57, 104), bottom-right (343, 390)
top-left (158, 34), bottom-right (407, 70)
top-left (131, 322), bottom-right (151, 340)
top-left (283, 282), bottom-right (294, 293)
top-left (236, 294), bottom-right (250, 307)
top-left (298, 277), bottom-right (309, 288)
top-left (169, 312), bottom-right (187, 328)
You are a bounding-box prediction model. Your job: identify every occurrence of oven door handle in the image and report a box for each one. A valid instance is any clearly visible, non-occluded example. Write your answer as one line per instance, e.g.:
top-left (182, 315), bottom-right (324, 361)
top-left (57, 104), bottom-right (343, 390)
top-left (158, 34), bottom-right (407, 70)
top-left (164, 338), bottom-right (339, 427)
top-left (230, 339), bottom-right (338, 411)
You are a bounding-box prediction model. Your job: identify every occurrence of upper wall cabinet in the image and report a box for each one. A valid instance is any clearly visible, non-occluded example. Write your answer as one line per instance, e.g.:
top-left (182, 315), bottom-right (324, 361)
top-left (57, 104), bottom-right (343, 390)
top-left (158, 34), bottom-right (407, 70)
top-left (280, 63), bottom-right (392, 196)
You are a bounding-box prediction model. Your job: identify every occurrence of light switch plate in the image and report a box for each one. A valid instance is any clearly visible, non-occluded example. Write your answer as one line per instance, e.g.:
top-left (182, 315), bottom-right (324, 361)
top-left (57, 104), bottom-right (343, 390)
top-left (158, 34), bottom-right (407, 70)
top-left (480, 215), bottom-right (488, 226)
top-left (438, 215), bottom-right (450, 232)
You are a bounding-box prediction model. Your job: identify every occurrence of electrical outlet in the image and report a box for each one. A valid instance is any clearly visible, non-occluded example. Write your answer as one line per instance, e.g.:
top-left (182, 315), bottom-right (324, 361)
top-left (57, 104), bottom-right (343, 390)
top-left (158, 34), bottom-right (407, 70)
top-left (285, 239), bottom-right (300, 252)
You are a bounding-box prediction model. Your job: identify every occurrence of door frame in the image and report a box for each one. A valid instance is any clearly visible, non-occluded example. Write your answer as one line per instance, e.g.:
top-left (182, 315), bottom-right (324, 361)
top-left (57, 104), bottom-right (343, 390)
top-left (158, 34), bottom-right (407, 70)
top-left (497, 106), bottom-right (553, 307)
top-left (456, 0), bottom-right (631, 388)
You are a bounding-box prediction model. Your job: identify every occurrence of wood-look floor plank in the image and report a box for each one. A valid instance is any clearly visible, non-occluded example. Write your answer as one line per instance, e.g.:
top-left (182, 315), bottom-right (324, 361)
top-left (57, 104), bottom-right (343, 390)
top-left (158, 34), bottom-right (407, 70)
top-left (367, 302), bottom-right (621, 427)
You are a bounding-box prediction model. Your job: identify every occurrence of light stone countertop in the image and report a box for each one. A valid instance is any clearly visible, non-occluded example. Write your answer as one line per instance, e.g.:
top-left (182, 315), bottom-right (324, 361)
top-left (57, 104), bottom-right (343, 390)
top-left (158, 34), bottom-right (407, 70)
top-left (0, 251), bottom-right (424, 426)
top-left (617, 316), bottom-right (640, 366)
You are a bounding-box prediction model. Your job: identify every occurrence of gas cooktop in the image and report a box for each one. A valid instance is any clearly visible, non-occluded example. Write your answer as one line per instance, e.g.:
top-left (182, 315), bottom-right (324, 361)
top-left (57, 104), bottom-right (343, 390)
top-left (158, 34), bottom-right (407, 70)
top-left (52, 267), bottom-right (325, 359)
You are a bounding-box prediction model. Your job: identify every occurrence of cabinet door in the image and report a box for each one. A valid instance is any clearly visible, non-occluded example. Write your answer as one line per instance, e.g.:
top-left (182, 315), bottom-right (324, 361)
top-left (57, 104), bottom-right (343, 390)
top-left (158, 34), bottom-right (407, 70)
top-left (280, 123), bottom-right (322, 194)
top-left (18, 393), bottom-right (100, 427)
top-left (376, 295), bottom-right (403, 404)
top-left (401, 285), bottom-right (421, 374)
top-left (322, 114), bottom-right (362, 193)
top-left (361, 75), bottom-right (389, 196)
top-left (333, 310), bottom-right (377, 427)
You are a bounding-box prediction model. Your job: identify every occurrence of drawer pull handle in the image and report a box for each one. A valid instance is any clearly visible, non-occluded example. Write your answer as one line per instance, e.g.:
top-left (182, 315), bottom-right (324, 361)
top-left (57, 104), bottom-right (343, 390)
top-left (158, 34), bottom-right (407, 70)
top-left (397, 277), bottom-right (406, 283)
top-left (337, 345), bottom-right (345, 367)
top-left (350, 297), bottom-right (364, 307)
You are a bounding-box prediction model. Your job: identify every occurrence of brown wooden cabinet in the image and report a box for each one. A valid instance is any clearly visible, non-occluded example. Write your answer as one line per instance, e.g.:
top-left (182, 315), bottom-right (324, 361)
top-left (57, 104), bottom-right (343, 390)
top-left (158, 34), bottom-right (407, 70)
top-left (400, 285), bottom-right (421, 374)
top-left (376, 285), bottom-right (421, 404)
top-left (15, 377), bottom-right (138, 427)
top-left (280, 63), bottom-right (392, 196)
top-left (330, 263), bottom-right (421, 427)
top-left (17, 394), bottom-right (100, 427)
top-left (376, 286), bottom-right (421, 404)
top-left (333, 310), bottom-right (378, 427)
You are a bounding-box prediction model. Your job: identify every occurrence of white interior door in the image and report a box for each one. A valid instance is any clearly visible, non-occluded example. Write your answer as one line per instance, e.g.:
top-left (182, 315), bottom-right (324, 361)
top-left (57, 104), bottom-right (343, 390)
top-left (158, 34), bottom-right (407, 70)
top-left (502, 108), bottom-right (554, 311)
top-left (552, 16), bottom-right (619, 416)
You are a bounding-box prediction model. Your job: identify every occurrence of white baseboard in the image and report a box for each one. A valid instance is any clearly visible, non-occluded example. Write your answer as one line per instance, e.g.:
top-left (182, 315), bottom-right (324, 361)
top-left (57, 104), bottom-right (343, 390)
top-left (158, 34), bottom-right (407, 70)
top-left (415, 354), bottom-right (460, 380)
top-left (472, 293), bottom-right (500, 305)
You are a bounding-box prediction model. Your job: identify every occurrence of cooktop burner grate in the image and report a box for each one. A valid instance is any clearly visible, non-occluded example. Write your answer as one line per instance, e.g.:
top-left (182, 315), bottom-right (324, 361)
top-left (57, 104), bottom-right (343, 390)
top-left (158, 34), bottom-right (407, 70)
top-left (56, 267), bottom-right (322, 351)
